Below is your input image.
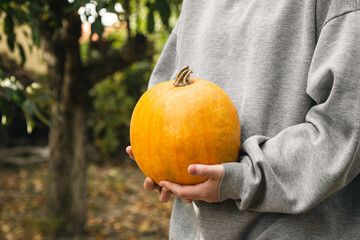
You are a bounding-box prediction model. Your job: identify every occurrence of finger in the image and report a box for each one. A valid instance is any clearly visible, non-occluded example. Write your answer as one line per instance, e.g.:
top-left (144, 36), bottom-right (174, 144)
top-left (144, 177), bottom-right (160, 192)
top-left (159, 187), bottom-right (172, 203)
top-left (126, 146), bottom-right (135, 160)
top-left (159, 181), bottom-right (202, 201)
top-left (188, 164), bottom-right (224, 179)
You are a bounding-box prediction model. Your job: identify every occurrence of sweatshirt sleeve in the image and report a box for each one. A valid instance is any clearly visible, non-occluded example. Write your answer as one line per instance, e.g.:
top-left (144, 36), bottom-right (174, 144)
top-left (218, 10), bottom-right (360, 214)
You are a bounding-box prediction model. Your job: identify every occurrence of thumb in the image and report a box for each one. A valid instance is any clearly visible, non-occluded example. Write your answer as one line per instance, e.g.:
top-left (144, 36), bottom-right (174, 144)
top-left (126, 146), bottom-right (135, 160)
top-left (188, 164), bottom-right (224, 179)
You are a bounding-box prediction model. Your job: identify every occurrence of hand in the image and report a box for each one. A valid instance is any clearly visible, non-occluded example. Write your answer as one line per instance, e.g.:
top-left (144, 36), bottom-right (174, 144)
top-left (159, 164), bottom-right (224, 203)
top-left (126, 146), bottom-right (172, 203)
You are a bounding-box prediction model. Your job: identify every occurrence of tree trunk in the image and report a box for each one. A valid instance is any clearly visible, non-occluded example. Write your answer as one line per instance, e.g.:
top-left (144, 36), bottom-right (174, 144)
top-left (40, 1), bottom-right (147, 235)
top-left (44, 12), bottom-right (89, 236)
top-left (48, 102), bottom-right (88, 235)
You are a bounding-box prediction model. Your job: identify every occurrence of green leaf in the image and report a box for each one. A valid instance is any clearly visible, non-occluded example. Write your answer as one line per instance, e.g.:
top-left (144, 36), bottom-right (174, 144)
top-left (34, 109), bottom-right (54, 128)
top-left (155, 0), bottom-right (170, 29)
top-left (1, 3), bottom-right (8, 11)
top-left (1, 78), bottom-right (25, 107)
top-left (17, 43), bottom-right (26, 66)
top-left (9, 90), bottom-right (25, 108)
top-left (28, 15), bottom-right (41, 46)
top-left (4, 13), bottom-right (15, 51)
top-left (12, 4), bottom-right (28, 24)
top-left (147, 3), bottom-right (155, 33)
top-left (22, 98), bottom-right (37, 116)
top-left (3, 86), bottom-right (17, 100)
top-left (23, 111), bottom-right (35, 134)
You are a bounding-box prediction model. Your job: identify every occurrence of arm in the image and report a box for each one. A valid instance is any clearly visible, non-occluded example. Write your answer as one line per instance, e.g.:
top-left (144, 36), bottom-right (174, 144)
top-left (161, 10), bottom-right (360, 210)
top-left (219, 10), bottom-right (360, 213)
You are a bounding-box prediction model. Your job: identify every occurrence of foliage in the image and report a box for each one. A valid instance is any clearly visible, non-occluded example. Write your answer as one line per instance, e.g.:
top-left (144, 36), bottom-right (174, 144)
top-left (0, 0), bottom-right (45, 64)
top-left (0, 0), bottom-right (58, 135)
top-left (0, 71), bottom-right (58, 134)
top-left (88, 74), bottom-right (135, 155)
top-left (81, 0), bottom-right (180, 157)
top-left (0, 0), bottom-right (182, 52)
top-left (88, 61), bottom-right (151, 155)
top-left (0, 0), bottom-right (181, 150)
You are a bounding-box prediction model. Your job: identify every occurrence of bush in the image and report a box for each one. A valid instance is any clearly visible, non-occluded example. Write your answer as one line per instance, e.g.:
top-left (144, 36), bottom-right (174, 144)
top-left (88, 62), bottom-right (151, 157)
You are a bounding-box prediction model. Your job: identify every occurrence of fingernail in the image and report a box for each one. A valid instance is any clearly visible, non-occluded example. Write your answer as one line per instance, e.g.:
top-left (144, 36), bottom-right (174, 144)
top-left (188, 165), bottom-right (196, 174)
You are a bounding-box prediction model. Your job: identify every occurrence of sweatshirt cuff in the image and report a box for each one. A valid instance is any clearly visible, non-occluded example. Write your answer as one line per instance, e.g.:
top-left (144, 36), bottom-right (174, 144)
top-left (218, 162), bottom-right (246, 202)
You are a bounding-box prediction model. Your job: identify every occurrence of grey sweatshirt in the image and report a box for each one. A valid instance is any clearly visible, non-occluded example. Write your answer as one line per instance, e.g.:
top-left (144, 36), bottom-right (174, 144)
top-left (148, 0), bottom-right (360, 239)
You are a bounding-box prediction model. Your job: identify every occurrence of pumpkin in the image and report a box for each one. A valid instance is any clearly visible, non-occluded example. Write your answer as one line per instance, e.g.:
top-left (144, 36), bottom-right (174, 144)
top-left (130, 66), bottom-right (241, 185)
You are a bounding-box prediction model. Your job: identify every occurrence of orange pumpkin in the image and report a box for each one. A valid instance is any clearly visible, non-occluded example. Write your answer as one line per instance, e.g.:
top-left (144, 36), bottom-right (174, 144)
top-left (130, 66), bottom-right (241, 185)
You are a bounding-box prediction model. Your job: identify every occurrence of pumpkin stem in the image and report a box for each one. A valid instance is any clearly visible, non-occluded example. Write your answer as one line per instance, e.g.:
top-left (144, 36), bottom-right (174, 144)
top-left (174, 66), bottom-right (193, 87)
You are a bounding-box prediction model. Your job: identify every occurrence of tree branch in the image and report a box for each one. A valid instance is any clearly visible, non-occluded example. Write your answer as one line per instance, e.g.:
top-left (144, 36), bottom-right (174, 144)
top-left (0, 53), bottom-right (43, 86)
top-left (84, 34), bottom-right (148, 86)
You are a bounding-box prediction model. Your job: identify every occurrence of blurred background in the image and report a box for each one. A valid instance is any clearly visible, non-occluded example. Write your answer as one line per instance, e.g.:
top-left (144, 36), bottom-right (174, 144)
top-left (0, 0), bottom-right (181, 239)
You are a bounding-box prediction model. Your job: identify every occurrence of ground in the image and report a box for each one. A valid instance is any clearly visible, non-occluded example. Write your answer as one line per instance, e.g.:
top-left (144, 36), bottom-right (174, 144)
top-left (0, 159), bottom-right (173, 240)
